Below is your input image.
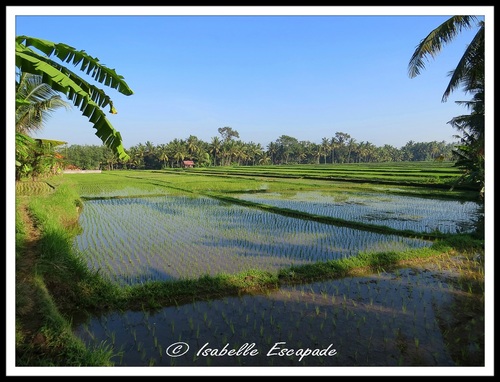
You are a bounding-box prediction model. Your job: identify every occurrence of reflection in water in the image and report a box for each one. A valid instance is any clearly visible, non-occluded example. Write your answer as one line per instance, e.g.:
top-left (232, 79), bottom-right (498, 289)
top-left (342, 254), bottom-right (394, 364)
top-left (73, 195), bottom-right (431, 286)
top-left (75, 267), bottom-right (464, 366)
top-left (236, 191), bottom-right (483, 234)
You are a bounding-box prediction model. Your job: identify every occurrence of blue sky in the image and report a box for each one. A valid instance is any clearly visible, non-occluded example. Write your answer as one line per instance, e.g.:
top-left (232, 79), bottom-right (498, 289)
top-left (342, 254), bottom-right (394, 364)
top-left (9, 6), bottom-right (491, 150)
top-left (6, 6), bottom-right (495, 377)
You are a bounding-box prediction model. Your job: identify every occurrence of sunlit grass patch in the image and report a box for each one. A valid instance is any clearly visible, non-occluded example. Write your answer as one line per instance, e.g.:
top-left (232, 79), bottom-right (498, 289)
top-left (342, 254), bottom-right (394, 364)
top-left (15, 165), bottom-right (484, 367)
top-left (16, 181), bottom-right (54, 196)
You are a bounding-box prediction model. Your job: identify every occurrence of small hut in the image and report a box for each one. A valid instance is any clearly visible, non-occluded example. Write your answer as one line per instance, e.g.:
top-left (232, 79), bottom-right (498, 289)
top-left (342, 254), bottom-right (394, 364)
top-left (182, 160), bottom-right (195, 168)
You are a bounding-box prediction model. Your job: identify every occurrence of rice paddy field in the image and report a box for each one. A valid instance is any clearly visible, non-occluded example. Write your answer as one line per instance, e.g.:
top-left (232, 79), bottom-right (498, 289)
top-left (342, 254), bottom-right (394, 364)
top-left (74, 266), bottom-right (472, 367)
top-left (45, 163), bottom-right (485, 369)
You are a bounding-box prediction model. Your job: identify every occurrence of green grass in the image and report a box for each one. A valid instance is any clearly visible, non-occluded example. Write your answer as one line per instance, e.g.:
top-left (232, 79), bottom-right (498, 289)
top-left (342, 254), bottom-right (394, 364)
top-left (14, 163), bottom-right (484, 366)
top-left (182, 161), bottom-right (470, 189)
top-left (15, 186), bottom-right (117, 366)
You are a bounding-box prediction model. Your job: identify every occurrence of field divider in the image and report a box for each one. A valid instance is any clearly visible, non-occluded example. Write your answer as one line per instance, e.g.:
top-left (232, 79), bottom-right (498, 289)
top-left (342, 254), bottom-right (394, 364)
top-left (102, 172), bottom-right (446, 241)
top-left (165, 168), bottom-right (475, 191)
top-left (114, 243), bottom-right (456, 311)
top-left (204, 193), bottom-right (444, 242)
top-left (102, 171), bottom-right (460, 240)
top-left (151, 169), bottom-right (478, 199)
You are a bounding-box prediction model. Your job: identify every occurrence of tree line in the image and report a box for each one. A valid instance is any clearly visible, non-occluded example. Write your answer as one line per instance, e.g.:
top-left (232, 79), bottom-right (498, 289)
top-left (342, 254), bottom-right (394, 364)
top-left (60, 129), bottom-right (457, 171)
top-left (16, 16), bottom-right (484, 195)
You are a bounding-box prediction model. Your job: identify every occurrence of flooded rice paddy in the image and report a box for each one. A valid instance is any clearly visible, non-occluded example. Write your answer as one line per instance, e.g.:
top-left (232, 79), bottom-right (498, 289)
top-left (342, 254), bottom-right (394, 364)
top-left (74, 265), bottom-right (475, 366)
top-left (71, 178), bottom-right (484, 367)
top-left (236, 191), bottom-right (482, 234)
top-left (74, 194), bottom-right (432, 285)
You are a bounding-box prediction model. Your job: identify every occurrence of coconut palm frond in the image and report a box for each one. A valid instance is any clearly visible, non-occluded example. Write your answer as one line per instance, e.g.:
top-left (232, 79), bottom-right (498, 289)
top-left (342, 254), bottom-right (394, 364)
top-left (408, 15), bottom-right (479, 78)
top-left (15, 72), bottom-right (72, 134)
top-left (442, 21), bottom-right (485, 101)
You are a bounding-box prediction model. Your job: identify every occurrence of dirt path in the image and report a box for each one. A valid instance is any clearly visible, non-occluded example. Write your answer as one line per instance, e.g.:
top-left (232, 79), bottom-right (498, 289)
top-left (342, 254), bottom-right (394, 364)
top-left (16, 202), bottom-right (48, 351)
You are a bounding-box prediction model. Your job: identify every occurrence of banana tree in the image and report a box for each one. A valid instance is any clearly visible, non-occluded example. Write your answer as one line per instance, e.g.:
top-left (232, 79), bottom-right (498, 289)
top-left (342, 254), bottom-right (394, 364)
top-left (15, 36), bottom-right (134, 161)
top-left (15, 132), bottom-right (35, 180)
top-left (15, 134), bottom-right (66, 181)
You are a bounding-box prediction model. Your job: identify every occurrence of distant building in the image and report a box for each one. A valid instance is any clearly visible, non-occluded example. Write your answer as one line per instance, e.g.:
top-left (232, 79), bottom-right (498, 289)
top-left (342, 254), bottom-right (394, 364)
top-left (182, 160), bottom-right (195, 168)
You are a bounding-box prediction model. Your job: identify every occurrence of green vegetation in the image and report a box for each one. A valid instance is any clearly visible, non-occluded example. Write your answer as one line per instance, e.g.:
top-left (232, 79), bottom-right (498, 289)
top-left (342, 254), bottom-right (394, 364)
top-left (180, 161), bottom-right (477, 192)
top-left (408, 16), bottom-right (485, 197)
top-left (60, 138), bottom-right (459, 173)
top-left (58, 161), bottom-right (474, 198)
top-left (13, 17), bottom-right (486, 367)
top-left (15, 35), bottom-right (134, 182)
top-left (15, 186), bottom-right (116, 365)
top-left (15, 165), bottom-right (484, 366)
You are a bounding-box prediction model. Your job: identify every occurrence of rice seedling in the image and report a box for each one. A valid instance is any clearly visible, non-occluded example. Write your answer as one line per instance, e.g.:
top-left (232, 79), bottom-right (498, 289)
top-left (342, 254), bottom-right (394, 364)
top-left (236, 189), bottom-right (481, 235)
top-left (73, 191), bottom-right (434, 286)
top-left (48, 169), bottom-right (482, 367)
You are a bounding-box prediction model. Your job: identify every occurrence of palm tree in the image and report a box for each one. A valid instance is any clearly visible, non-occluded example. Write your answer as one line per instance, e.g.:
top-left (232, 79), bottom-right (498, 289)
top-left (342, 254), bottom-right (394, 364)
top-left (16, 35), bottom-right (134, 161)
top-left (258, 154), bottom-right (271, 166)
top-left (408, 16), bottom-right (484, 102)
top-left (334, 132), bottom-right (351, 163)
top-left (449, 88), bottom-right (485, 195)
top-left (104, 149), bottom-right (118, 171)
top-left (247, 142), bottom-right (263, 166)
top-left (313, 143), bottom-right (322, 165)
top-left (222, 140), bottom-right (236, 166)
top-left (408, 16), bottom-right (484, 196)
top-left (171, 138), bottom-right (187, 167)
top-left (266, 142), bottom-right (279, 165)
top-left (129, 143), bottom-right (146, 169)
top-left (346, 137), bottom-right (356, 163)
top-left (209, 136), bottom-right (222, 166)
top-left (157, 144), bottom-right (170, 169)
top-left (15, 72), bottom-right (71, 180)
top-left (186, 135), bottom-right (200, 158)
top-left (16, 72), bottom-right (71, 134)
top-left (329, 136), bottom-right (337, 164)
top-left (321, 137), bottom-right (330, 164)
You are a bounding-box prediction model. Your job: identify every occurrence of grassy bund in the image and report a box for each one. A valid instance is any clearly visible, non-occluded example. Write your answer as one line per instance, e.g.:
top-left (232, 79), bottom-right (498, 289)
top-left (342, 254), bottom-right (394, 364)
top-left (14, 162), bottom-right (485, 368)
